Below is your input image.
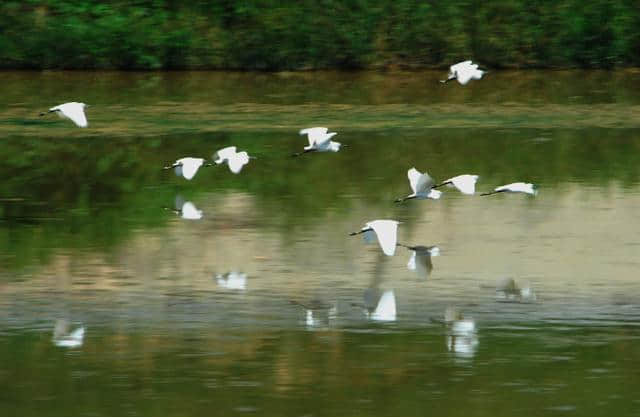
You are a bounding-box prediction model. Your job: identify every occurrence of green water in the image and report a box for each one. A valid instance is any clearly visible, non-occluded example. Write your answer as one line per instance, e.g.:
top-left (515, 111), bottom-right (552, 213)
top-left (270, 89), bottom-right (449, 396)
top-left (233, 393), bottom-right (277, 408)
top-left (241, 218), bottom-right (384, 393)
top-left (1, 71), bottom-right (640, 416)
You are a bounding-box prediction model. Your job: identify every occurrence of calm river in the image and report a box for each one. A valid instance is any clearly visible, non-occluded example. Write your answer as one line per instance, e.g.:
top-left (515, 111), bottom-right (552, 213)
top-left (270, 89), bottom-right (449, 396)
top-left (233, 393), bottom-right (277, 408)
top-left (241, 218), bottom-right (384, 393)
top-left (1, 71), bottom-right (640, 416)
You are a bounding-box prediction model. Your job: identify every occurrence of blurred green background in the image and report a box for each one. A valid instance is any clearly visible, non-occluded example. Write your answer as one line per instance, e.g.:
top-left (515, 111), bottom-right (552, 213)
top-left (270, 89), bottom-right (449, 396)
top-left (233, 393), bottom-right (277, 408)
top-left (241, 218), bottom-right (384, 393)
top-left (2, 0), bottom-right (640, 70)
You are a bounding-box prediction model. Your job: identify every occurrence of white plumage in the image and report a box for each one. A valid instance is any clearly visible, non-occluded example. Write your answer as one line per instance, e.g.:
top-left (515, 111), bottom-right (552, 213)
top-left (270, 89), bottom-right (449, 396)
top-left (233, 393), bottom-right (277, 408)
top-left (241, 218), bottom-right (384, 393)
top-left (438, 174), bottom-right (479, 195)
top-left (369, 290), bottom-right (397, 322)
top-left (168, 157), bottom-right (206, 180)
top-left (179, 201), bottom-right (203, 220)
top-left (351, 219), bottom-right (400, 256)
top-left (52, 321), bottom-right (85, 348)
top-left (43, 102), bottom-right (89, 127)
top-left (482, 182), bottom-right (537, 196)
top-left (214, 146), bottom-right (253, 174)
top-left (396, 167), bottom-right (442, 202)
top-left (296, 127), bottom-right (342, 155)
top-left (442, 60), bottom-right (485, 85)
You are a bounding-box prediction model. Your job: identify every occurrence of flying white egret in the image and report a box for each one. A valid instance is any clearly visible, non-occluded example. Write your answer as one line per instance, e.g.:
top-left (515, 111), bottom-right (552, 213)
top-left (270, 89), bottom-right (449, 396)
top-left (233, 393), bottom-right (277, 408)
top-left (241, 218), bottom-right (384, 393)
top-left (40, 102), bottom-right (89, 127)
top-left (440, 60), bottom-right (486, 85)
top-left (398, 244), bottom-right (440, 279)
top-left (52, 320), bottom-right (85, 348)
top-left (163, 157), bottom-right (211, 180)
top-left (293, 127), bottom-right (342, 156)
top-left (433, 174), bottom-right (479, 195)
top-left (216, 271), bottom-right (247, 290)
top-left (480, 182), bottom-right (537, 196)
top-left (395, 167), bottom-right (442, 203)
top-left (367, 290), bottom-right (397, 322)
top-left (213, 146), bottom-right (255, 174)
top-left (350, 220), bottom-right (400, 256)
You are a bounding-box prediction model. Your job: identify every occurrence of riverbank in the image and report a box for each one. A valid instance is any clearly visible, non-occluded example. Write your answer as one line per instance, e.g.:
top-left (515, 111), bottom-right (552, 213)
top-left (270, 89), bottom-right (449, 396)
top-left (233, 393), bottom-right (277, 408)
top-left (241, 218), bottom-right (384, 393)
top-left (3, 1), bottom-right (639, 70)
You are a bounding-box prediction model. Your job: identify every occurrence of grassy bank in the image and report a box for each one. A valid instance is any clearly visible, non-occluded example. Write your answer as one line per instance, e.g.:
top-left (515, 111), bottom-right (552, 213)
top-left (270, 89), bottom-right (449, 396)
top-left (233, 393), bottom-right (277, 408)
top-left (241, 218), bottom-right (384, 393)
top-left (1, 0), bottom-right (640, 70)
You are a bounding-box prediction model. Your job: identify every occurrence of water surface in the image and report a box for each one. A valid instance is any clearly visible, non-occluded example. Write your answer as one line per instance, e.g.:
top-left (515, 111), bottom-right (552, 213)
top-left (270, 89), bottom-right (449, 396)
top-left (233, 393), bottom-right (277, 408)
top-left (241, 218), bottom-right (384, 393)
top-left (1, 71), bottom-right (640, 416)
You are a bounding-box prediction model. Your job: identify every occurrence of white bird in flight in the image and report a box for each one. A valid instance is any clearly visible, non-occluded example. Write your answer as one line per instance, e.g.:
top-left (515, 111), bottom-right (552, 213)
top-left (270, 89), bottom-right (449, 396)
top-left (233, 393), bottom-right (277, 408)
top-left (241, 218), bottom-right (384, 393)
top-left (40, 102), bottom-right (89, 127)
top-left (213, 146), bottom-right (254, 174)
top-left (350, 219), bottom-right (400, 256)
top-left (395, 167), bottom-right (442, 203)
top-left (481, 182), bottom-right (537, 196)
top-left (433, 174), bottom-right (479, 195)
top-left (163, 157), bottom-right (211, 180)
top-left (293, 127), bottom-right (342, 156)
top-left (441, 60), bottom-right (486, 85)
top-left (52, 320), bottom-right (85, 348)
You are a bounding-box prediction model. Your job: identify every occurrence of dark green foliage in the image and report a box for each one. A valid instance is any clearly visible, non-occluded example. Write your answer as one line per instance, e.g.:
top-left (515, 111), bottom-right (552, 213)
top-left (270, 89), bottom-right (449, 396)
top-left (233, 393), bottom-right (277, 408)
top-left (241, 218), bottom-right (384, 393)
top-left (1, 0), bottom-right (640, 69)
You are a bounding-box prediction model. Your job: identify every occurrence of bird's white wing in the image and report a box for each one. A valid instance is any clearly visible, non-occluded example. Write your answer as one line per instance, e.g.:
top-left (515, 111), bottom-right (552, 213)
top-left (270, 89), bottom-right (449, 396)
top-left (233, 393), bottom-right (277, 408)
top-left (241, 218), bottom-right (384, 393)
top-left (407, 168), bottom-right (422, 194)
top-left (179, 158), bottom-right (203, 180)
top-left (215, 146), bottom-right (237, 163)
top-left (456, 68), bottom-right (474, 85)
top-left (450, 60), bottom-right (472, 73)
top-left (300, 127), bottom-right (329, 146)
top-left (450, 175), bottom-right (479, 195)
top-left (368, 220), bottom-right (399, 256)
top-left (227, 152), bottom-right (249, 174)
top-left (60, 102), bottom-right (88, 127)
top-left (415, 171), bottom-right (436, 194)
top-left (372, 290), bottom-right (396, 322)
top-left (181, 202), bottom-right (202, 219)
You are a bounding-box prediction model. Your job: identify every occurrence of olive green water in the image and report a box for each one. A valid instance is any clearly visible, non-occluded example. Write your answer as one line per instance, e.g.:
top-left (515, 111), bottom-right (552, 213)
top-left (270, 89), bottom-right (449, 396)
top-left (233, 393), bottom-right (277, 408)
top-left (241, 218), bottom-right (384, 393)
top-left (1, 71), bottom-right (640, 417)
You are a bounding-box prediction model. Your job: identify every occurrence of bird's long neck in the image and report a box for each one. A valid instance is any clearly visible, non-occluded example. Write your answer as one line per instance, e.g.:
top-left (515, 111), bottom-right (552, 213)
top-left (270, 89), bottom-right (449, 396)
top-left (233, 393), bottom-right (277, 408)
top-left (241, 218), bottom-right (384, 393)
top-left (395, 195), bottom-right (416, 203)
top-left (432, 181), bottom-right (451, 189)
top-left (349, 227), bottom-right (372, 236)
top-left (292, 148), bottom-right (317, 157)
top-left (480, 190), bottom-right (504, 196)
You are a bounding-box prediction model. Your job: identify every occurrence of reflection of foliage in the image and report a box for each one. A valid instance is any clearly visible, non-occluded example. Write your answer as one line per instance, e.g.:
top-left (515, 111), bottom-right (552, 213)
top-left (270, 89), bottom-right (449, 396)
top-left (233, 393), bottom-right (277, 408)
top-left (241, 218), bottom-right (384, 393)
top-left (1, 128), bottom-right (639, 271)
top-left (1, 327), bottom-right (639, 416)
top-left (2, 1), bottom-right (640, 69)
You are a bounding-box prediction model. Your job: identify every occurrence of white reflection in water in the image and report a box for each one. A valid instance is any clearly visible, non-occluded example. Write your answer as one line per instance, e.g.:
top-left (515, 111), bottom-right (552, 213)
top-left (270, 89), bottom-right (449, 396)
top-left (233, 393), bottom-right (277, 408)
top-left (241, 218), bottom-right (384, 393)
top-left (495, 278), bottom-right (537, 303)
top-left (398, 244), bottom-right (440, 279)
top-left (52, 320), bottom-right (85, 348)
top-left (291, 300), bottom-right (338, 329)
top-left (216, 271), bottom-right (247, 291)
top-left (445, 307), bottom-right (478, 359)
top-left (365, 290), bottom-right (397, 322)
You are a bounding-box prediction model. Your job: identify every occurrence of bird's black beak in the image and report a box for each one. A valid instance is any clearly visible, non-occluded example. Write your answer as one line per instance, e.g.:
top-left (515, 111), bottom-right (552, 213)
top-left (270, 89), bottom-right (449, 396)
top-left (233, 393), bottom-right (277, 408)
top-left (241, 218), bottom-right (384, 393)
top-left (349, 231), bottom-right (362, 236)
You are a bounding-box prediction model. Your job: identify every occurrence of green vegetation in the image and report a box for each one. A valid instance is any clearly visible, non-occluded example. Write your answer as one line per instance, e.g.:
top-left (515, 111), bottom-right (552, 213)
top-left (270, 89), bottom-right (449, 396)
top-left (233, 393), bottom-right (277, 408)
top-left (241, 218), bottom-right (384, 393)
top-left (2, 0), bottom-right (640, 70)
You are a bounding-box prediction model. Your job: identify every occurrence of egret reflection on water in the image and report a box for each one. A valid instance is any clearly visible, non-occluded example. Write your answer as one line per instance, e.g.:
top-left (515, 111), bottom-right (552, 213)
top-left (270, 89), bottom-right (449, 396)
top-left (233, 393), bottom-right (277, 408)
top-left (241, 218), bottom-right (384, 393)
top-left (52, 320), bottom-right (85, 348)
top-left (39, 102), bottom-right (89, 128)
top-left (165, 199), bottom-right (203, 220)
top-left (444, 307), bottom-right (478, 359)
top-left (366, 290), bottom-right (397, 322)
top-left (216, 271), bottom-right (247, 291)
top-left (494, 277), bottom-right (537, 303)
top-left (398, 244), bottom-right (440, 279)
